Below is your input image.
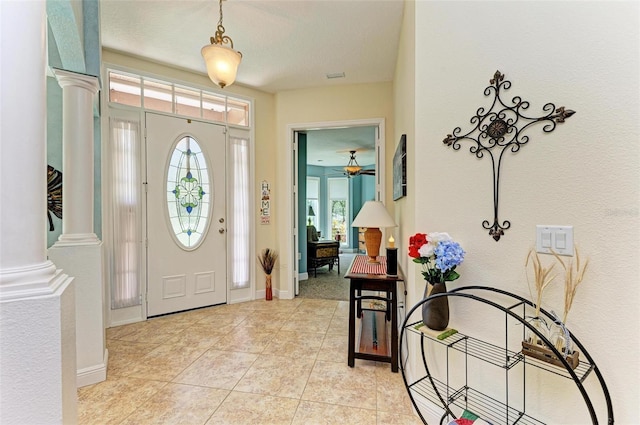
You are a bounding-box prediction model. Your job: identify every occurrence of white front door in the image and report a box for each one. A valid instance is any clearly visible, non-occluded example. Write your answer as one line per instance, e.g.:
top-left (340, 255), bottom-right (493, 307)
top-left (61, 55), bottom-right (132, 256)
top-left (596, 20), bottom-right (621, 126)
top-left (146, 113), bottom-right (227, 317)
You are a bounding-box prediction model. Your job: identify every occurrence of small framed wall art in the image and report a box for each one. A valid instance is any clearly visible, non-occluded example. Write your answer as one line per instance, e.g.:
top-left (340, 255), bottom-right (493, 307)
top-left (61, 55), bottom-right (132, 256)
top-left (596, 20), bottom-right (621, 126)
top-left (393, 134), bottom-right (407, 201)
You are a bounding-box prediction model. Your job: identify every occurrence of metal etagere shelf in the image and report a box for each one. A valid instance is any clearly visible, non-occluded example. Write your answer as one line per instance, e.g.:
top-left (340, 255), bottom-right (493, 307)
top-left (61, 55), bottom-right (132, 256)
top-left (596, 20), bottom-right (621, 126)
top-left (399, 286), bottom-right (614, 425)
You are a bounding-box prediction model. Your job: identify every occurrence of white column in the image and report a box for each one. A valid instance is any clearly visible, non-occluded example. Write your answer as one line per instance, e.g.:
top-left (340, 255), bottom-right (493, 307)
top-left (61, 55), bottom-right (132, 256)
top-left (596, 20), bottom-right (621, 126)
top-left (53, 69), bottom-right (100, 245)
top-left (48, 70), bottom-right (107, 387)
top-left (0, 1), bottom-right (76, 424)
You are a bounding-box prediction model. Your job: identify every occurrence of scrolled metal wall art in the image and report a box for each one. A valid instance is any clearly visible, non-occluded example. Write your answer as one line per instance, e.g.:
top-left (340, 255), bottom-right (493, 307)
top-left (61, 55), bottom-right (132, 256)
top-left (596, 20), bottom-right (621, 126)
top-left (443, 70), bottom-right (575, 241)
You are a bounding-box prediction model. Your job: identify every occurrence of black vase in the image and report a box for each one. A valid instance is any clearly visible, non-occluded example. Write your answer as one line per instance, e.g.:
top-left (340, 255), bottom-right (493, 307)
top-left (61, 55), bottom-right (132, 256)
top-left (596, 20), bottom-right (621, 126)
top-left (422, 281), bottom-right (449, 331)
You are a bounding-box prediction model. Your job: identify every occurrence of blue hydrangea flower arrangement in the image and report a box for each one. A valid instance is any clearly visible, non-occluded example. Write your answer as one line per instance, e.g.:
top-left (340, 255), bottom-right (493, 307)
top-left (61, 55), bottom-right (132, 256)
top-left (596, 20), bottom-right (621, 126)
top-left (408, 232), bottom-right (465, 284)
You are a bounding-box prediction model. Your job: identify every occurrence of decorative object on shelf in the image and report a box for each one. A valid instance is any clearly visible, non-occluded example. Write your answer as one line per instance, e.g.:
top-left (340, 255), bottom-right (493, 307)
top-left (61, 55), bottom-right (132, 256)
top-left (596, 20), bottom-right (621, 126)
top-left (47, 165), bottom-right (63, 231)
top-left (443, 70), bottom-right (576, 241)
top-left (201, 0), bottom-right (242, 88)
top-left (549, 246), bottom-right (589, 358)
top-left (447, 409), bottom-right (493, 425)
top-left (408, 232), bottom-right (465, 330)
top-left (522, 248), bottom-right (583, 369)
top-left (258, 248), bottom-right (278, 301)
top-left (351, 201), bottom-right (397, 263)
top-left (524, 249), bottom-right (556, 346)
top-left (393, 134), bottom-right (407, 201)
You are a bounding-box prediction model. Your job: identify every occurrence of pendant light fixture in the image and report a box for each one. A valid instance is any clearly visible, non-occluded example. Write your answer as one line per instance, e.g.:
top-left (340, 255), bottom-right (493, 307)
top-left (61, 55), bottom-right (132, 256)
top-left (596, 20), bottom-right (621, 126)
top-left (344, 151), bottom-right (363, 175)
top-left (201, 0), bottom-right (242, 89)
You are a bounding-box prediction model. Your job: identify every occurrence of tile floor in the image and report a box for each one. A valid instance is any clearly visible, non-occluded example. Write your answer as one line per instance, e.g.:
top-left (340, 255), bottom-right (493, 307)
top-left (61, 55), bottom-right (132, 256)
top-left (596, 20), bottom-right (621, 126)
top-left (79, 298), bottom-right (423, 425)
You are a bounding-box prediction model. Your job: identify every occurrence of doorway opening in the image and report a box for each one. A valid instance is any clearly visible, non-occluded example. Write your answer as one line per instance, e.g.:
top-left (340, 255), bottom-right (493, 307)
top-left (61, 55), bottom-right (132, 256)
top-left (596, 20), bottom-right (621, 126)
top-left (286, 118), bottom-right (386, 300)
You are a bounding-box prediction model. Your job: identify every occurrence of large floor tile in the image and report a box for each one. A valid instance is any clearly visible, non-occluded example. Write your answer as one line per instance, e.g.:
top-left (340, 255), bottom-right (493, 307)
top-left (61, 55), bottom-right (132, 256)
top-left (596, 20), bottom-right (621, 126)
top-left (281, 311), bottom-right (333, 334)
top-left (234, 354), bottom-right (314, 398)
top-left (292, 400), bottom-right (376, 425)
top-left (302, 360), bottom-right (377, 410)
top-left (205, 391), bottom-right (299, 425)
top-left (262, 329), bottom-right (324, 359)
top-left (78, 376), bottom-right (167, 425)
top-left (377, 410), bottom-right (424, 425)
top-left (214, 326), bottom-right (276, 353)
top-left (173, 349), bottom-right (258, 390)
top-left (375, 364), bottom-right (416, 416)
top-left (119, 383), bottom-right (229, 425)
top-left (316, 333), bottom-right (348, 363)
top-left (126, 344), bottom-right (208, 381)
top-left (163, 323), bottom-right (226, 349)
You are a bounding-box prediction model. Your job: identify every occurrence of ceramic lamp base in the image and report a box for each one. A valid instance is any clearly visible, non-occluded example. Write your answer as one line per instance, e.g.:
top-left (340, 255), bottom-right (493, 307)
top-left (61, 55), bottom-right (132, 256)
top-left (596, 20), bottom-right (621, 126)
top-left (364, 227), bottom-right (382, 263)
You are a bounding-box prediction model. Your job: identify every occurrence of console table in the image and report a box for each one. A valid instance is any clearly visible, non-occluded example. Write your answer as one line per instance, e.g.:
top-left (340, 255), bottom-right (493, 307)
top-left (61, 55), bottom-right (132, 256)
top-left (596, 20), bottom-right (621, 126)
top-left (345, 255), bottom-right (404, 372)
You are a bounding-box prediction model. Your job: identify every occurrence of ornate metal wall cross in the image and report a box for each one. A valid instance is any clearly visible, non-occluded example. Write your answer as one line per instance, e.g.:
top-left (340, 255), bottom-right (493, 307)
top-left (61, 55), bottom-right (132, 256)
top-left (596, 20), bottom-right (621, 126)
top-left (443, 70), bottom-right (575, 241)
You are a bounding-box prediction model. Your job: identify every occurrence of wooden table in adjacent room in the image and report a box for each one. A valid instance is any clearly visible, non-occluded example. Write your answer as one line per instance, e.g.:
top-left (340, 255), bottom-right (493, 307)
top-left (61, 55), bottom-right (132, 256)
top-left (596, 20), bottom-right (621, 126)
top-left (345, 255), bottom-right (404, 372)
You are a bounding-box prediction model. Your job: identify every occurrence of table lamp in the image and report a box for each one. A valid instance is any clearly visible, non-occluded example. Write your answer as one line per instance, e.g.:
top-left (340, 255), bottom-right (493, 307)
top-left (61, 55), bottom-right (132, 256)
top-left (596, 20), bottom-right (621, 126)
top-left (351, 201), bottom-right (397, 263)
top-left (307, 205), bottom-right (315, 226)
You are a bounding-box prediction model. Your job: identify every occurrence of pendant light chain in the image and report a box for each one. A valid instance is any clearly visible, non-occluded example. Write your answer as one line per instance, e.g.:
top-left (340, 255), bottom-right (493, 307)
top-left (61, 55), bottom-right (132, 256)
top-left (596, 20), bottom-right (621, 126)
top-left (218, 0), bottom-right (224, 28)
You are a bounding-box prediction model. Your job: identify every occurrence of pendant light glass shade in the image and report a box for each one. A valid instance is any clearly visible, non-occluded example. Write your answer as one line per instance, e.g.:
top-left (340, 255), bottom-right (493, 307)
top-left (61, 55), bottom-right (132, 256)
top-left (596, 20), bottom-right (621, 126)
top-left (201, 0), bottom-right (242, 89)
top-left (201, 43), bottom-right (242, 89)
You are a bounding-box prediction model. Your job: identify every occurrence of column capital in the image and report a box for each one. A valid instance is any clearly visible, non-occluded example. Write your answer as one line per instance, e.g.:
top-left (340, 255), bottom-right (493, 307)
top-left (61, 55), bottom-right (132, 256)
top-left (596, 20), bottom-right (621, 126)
top-left (52, 68), bottom-right (100, 94)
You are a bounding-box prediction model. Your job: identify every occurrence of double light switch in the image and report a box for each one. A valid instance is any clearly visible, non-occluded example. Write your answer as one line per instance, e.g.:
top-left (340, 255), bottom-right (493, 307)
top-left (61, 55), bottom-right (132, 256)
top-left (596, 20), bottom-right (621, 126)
top-left (535, 225), bottom-right (574, 256)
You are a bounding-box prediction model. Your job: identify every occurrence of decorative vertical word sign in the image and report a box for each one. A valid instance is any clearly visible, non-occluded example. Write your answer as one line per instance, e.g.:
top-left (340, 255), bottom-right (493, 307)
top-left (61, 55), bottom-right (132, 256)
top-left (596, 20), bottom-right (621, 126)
top-left (260, 180), bottom-right (271, 225)
top-left (443, 70), bottom-right (575, 241)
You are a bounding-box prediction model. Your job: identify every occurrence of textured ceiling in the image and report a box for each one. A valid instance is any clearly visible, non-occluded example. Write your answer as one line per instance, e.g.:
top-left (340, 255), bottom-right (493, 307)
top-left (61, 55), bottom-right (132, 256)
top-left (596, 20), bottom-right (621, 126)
top-left (306, 126), bottom-right (376, 167)
top-left (100, 0), bottom-right (398, 165)
top-left (100, 0), bottom-right (405, 93)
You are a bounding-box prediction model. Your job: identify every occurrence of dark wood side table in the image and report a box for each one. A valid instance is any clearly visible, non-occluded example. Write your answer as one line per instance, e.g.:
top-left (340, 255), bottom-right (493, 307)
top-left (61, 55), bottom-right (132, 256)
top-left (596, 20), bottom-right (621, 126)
top-left (307, 240), bottom-right (340, 277)
top-left (345, 255), bottom-right (404, 372)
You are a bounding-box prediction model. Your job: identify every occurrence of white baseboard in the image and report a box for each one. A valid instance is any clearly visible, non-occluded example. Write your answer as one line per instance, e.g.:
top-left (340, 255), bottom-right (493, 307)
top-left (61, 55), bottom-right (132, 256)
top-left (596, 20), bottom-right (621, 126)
top-left (275, 287), bottom-right (293, 300)
top-left (77, 349), bottom-right (108, 388)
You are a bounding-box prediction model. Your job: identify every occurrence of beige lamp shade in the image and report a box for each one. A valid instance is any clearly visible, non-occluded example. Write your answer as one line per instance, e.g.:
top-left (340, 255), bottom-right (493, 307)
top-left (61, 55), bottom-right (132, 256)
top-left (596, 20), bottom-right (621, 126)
top-left (351, 201), bottom-right (397, 263)
top-left (201, 44), bottom-right (242, 89)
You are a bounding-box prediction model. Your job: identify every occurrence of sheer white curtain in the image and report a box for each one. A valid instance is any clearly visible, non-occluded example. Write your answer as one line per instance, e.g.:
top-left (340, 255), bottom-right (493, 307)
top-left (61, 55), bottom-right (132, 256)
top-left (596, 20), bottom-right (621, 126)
top-left (110, 118), bottom-right (142, 308)
top-left (229, 136), bottom-right (250, 289)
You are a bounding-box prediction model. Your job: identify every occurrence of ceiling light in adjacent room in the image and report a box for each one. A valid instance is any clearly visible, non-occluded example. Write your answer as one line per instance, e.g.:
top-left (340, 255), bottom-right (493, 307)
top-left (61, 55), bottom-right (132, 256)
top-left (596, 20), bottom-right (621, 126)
top-left (344, 150), bottom-right (363, 174)
top-left (202, 0), bottom-right (242, 89)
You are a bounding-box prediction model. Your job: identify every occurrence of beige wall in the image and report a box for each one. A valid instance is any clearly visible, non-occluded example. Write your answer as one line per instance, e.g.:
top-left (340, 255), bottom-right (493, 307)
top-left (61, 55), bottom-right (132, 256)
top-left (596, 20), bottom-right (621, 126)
top-left (405, 1), bottom-right (639, 423)
top-left (393, 0), bottom-right (416, 301)
top-left (274, 83), bottom-right (395, 295)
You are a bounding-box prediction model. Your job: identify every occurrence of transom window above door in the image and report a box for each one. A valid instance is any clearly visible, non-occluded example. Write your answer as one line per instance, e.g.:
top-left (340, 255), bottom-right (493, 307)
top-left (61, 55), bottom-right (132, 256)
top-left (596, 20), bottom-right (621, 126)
top-left (108, 70), bottom-right (250, 126)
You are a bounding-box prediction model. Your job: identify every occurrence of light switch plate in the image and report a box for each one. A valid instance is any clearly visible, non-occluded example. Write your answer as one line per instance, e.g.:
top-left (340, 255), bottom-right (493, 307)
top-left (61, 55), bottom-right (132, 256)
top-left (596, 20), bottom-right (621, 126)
top-left (536, 225), bottom-right (574, 256)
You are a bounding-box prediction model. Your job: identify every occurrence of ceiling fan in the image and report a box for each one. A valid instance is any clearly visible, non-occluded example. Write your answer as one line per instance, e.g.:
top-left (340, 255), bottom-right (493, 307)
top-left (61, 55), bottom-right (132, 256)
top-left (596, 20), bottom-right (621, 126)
top-left (338, 150), bottom-right (375, 177)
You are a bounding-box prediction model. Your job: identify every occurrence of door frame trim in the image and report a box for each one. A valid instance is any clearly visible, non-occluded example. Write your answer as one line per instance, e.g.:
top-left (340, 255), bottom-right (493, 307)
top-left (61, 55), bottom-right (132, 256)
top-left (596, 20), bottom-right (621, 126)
top-left (284, 118), bottom-right (386, 300)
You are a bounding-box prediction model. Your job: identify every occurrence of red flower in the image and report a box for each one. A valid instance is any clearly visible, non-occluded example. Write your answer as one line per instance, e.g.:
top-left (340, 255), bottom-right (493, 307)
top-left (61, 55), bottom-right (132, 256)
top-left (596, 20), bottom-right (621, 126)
top-left (408, 233), bottom-right (428, 258)
top-left (408, 245), bottom-right (421, 258)
top-left (409, 233), bottom-right (428, 248)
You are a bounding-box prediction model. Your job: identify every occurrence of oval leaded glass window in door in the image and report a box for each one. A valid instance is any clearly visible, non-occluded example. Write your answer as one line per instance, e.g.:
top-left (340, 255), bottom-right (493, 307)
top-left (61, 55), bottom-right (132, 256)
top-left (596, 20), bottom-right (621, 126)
top-left (166, 135), bottom-right (211, 250)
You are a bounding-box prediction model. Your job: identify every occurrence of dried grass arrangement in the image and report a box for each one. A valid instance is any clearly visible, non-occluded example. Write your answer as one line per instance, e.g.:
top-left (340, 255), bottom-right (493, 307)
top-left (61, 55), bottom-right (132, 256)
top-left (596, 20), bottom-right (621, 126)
top-left (258, 248), bottom-right (278, 275)
top-left (525, 249), bottom-right (557, 318)
top-left (258, 248), bottom-right (278, 301)
top-left (550, 247), bottom-right (589, 324)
